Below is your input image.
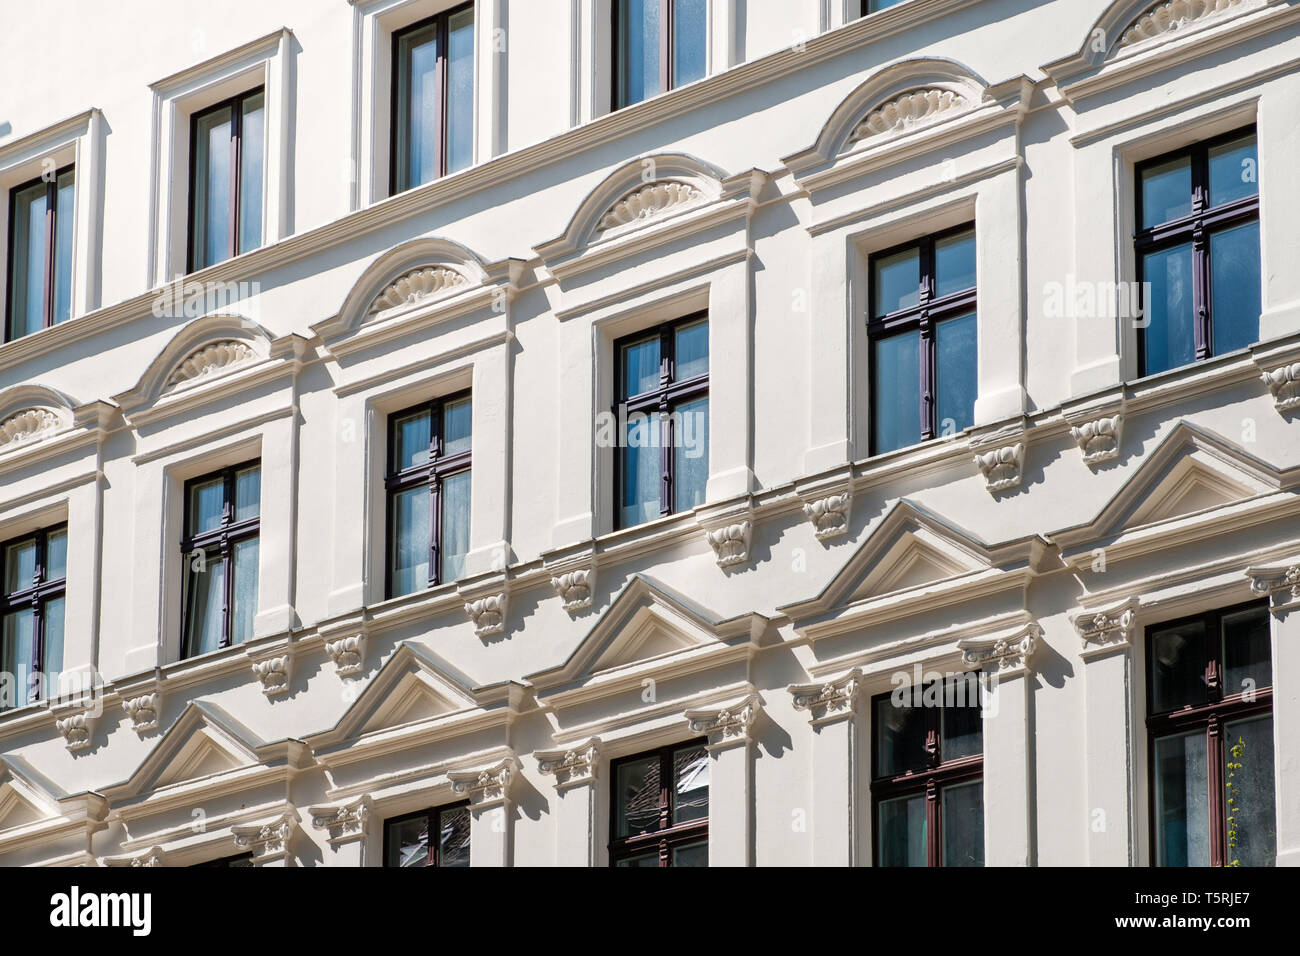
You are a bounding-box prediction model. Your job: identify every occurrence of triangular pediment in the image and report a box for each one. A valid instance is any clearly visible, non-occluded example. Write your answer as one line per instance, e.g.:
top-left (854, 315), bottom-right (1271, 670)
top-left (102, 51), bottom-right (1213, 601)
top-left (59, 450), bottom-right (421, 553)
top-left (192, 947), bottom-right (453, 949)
top-left (152, 732), bottom-right (247, 788)
top-left (113, 702), bottom-right (266, 798)
top-left (589, 605), bottom-right (715, 672)
top-left (0, 785), bottom-right (49, 830)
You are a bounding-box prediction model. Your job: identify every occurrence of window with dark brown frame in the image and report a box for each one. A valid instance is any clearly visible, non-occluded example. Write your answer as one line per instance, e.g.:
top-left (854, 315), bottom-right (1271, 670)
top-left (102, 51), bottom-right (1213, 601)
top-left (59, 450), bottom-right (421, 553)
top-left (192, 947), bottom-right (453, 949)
top-left (386, 393), bottom-right (473, 598)
top-left (613, 314), bottom-right (709, 530)
top-left (192, 853), bottom-right (254, 868)
top-left (181, 462), bottom-right (261, 658)
top-left (0, 525), bottom-right (67, 711)
top-left (6, 166), bottom-right (75, 341)
top-left (609, 740), bottom-right (709, 866)
top-left (1146, 601), bottom-right (1275, 867)
top-left (1135, 128), bottom-right (1260, 378)
top-left (871, 675), bottom-right (984, 866)
top-left (391, 3), bottom-right (475, 194)
top-left (868, 225), bottom-right (977, 456)
top-left (188, 88), bottom-right (265, 271)
top-left (383, 803), bottom-right (472, 867)
top-left (612, 0), bottom-right (707, 111)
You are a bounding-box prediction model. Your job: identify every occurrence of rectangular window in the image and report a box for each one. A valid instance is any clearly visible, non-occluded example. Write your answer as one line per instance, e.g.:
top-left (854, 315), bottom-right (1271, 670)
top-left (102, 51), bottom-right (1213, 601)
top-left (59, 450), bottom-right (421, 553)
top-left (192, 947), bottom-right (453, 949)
top-left (6, 167), bottom-right (75, 341)
top-left (181, 463), bottom-right (261, 658)
top-left (386, 393), bottom-right (473, 598)
top-left (613, 0), bottom-right (707, 111)
top-left (613, 314), bottom-right (709, 530)
top-left (392, 3), bottom-right (476, 194)
top-left (0, 525), bottom-right (67, 710)
top-left (1135, 128), bottom-right (1260, 377)
top-left (871, 675), bottom-right (984, 866)
top-left (192, 854), bottom-right (255, 868)
top-left (868, 226), bottom-right (977, 455)
top-left (610, 740), bottom-right (709, 866)
top-left (384, 804), bottom-right (472, 867)
top-left (188, 89), bottom-right (265, 271)
top-left (1147, 601), bottom-right (1275, 867)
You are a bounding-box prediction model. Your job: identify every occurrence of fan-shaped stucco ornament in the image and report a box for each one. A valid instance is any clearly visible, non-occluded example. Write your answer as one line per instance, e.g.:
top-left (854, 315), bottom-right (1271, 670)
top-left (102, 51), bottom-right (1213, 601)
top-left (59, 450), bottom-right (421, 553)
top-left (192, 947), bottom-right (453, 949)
top-left (368, 266), bottom-right (469, 315)
top-left (0, 408), bottom-right (61, 448)
top-left (597, 181), bottom-right (704, 235)
top-left (1119, 0), bottom-right (1248, 47)
top-left (163, 341), bottom-right (256, 392)
top-left (849, 88), bottom-right (970, 144)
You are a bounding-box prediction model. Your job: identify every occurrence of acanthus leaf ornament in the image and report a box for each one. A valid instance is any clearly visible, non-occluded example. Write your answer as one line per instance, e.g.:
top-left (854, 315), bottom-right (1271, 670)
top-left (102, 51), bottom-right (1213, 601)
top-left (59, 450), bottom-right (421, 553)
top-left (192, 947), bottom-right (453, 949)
top-left (55, 711), bottom-right (96, 752)
top-left (1261, 361), bottom-right (1300, 413)
top-left (1069, 414), bottom-right (1124, 466)
top-left (788, 669), bottom-right (861, 722)
top-left (324, 633), bottom-right (366, 677)
top-left (464, 592), bottom-right (509, 638)
top-left (123, 692), bottom-right (161, 735)
top-left (1245, 559), bottom-right (1300, 612)
top-left (685, 694), bottom-right (760, 744)
top-left (704, 520), bottom-right (753, 569)
top-left (536, 738), bottom-right (600, 785)
top-left (550, 568), bottom-right (595, 613)
top-left (250, 654), bottom-right (291, 698)
top-left (973, 442), bottom-right (1025, 493)
top-left (449, 759), bottom-right (516, 803)
top-left (802, 490), bottom-right (851, 540)
top-left (1071, 598), bottom-right (1140, 652)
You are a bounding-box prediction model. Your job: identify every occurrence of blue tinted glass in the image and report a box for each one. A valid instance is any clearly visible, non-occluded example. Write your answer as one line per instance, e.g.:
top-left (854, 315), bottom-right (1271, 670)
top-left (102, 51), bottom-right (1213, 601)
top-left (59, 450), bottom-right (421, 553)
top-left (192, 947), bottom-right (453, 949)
top-left (1210, 221), bottom-right (1260, 356)
top-left (397, 24), bottom-right (439, 190)
top-left (440, 470), bottom-right (471, 582)
top-left (935, 230), bottom-right (976, 298)
top-left (184, 546), bottom-right (226, 657)
top-left (1141, 155), bottom-right (1192, 229)
top-left (232, 537), bottom-right (258, 645)
top-left (235, 466), bottom-right (260, 522)
top-left (189, 478), bottom-right (226, 536)
top-left (394, 410), bottom-right (433, 471)
top-left (1208, 134), bottom-right (1258, 207)
top-left (42, 596), bottom-right (65, 685)
top-left (391, 486), bottom-right (431, 596)
top-left (936, 312), bottom-right (977, 437)
top-left (443, 397), bottom-right (473, 456)
top-left (1, 609), bottom-right (36, 709)
top-left (621, 412), bottom-right (660, 528)
top-left (446, 8), bottom-right (475, 174)
top-left (873, 246), bottom-right (920, 316)
top-left (617, 0), bottom-right (661, 108)
top-left (1142, 243), bottom-right (1195, 375)
top-left (194, 106), bottom-right (233, 268)
top-left (872, 330), bottom-right (921, 454)
top-left (867, 0), bottom-right (910, 11)
top-left (238, 94), bottom-right (264, 254)
top-left (674, 319), bottom-right (708, 380)
top-left (621, 334), bottom-right (661, 398)
top-left (3, 538), bottom-right (36, 594)
top-left (46, 530), bottom-right (68, 582)
top-left (672, 0), bottom-right (707, 88)
top-left (673, 396), bottom-right (708, 513)
top-left (1154, 730), bottom-right (1210, 867)
top-left (9, 180), bottom-right (47, 338)
top-left (54, 170), bottom-right (75, 323)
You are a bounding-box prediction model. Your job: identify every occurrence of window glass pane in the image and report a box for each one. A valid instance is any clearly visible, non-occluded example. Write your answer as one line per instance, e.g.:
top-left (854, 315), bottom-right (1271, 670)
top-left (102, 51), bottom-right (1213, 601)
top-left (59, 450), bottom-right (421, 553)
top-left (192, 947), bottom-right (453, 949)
top-left (446, 8), bottom-right (475, 175)
top-left (231, 537), bottom-right (259, 645)
top-left (1150, 618), bottom-right (1208, 713)
top-left (672, 0), bottom-right (707, 88)
top-left (942, 780), bottom-right (984, 866)
top-left (390, 486), bottom-right (431, 597)
top-left (1224, 715), bottom-right (1276, 867)
top-left (1222, 606), bottom-right (1271, 698)
top-left (193, 105), bottom-right (233, 269)
top-left (872, 246), bottom-right (920, 316)
top-left (53, 169), bottom-right (75, 323)
top-left (620, 413), bottom-right (661, 528)
top-left (672, 841), bottom-right (708, 867)
top-left (1140, 155), bottom-right (1192, 229)
top-left (673, 319), bottom-right (708, 381)
top-left (238, 93), bottom-right (264, 254)
top-left (1209, 221), bottom-right (1260, 356)
top-left (935, 312), bottom-right (977, 437)
top-left (234, 466), bottom-right (260, 522)
top-left (621, 334), bottom-right (661, 398)
top-left (1, 609), bottom-right (36, 709)
top-left (878, 793), bottom-right (927, 866)
top-left (183, 546), bottom-right (226, 657)
top-left (1141, 242), bottom-right (1195, 375)
top-left (673, 744), bottom-right (709, 824)
top-left (941, 675), bottom-right (983, 760)
top-left (443, 397), bottom-right (473, 457)
top-left (934, 230), bottom-right (976, 298)
top-left (4, 538), bottom-right (36, 594)
top-left (43, 595), bottom-right (66, 691)
top-left (394, 409), bottom-right (433, 471)
top-left (438, 806), bottom-right (472, 867)
top-left (1208, 134), bottom-right (1258, 207)
top-left (440, 470), bottom-right (471, 583)
top-left (386, 816), bottom-right (430, 867)
top-left (46, 528), bottom-right (68, 582)
top-left (868, 0), bottom-right (909, 11)
top-left (615, 851), bottom-right (659, 867)
top-left (396, 23), bottom-right (440, 191)
top-left (1154, 730), bottom-right (1211, 867)
top-left (616, 0), bottom-right (661, 108)
top-left (875, 693), bottom-right (928, 776)
top-left (672, 396), bottom-right (708, 514)
top-left (615, 755), bottom-right (661, 837)
top-left (8, 180), bottom-right (46, 339)
top-left (188, 477), bottom-right (226, 537)
top-left (872, 330), bottom-right (921, 455)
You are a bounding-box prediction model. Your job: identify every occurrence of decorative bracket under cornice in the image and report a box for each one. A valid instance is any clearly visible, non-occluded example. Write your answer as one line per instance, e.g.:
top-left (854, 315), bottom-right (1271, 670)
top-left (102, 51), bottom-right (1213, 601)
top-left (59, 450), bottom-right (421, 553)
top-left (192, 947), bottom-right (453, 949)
top-left (536, 738), bottom-right (601, 787)
top-left (1246, 558), bottom-right (1300, 615)
top-left (1071, 597), bottom-right (1140, 656)
top-left (788, 668), bottom-right (861, 724)
top-left (957, 622), bottom-right (1041, 676)
top-left (685, 692), bottom-right (761, 748)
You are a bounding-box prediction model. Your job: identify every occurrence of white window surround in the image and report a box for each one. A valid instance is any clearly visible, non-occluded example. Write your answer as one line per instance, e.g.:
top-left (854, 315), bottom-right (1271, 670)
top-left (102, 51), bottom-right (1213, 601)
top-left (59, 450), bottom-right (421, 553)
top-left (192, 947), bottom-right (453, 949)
top-left (147, 28), bottom-right (294, 288)
top-left (0, 109), bottom-right (106, 328)
top-left (349, 0), bottom-right (507, 210)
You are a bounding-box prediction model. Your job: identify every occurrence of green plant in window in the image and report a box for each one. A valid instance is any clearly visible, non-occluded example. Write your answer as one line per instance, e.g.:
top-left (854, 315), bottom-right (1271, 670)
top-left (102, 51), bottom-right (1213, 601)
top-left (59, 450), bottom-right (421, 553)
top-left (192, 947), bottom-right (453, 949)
top-left (1225, 735), bottom-right (1246, 867)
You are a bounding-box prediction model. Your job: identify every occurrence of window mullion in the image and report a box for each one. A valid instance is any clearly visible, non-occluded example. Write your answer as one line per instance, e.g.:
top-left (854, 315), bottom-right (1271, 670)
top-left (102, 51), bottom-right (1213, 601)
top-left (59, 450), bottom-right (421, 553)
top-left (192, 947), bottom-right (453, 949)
top-left (41, 178), bottom-right (56, 330)
top-left (228, 101), bottom-right (241, 262)
top-left (436, 13), bottom-right (449, 180)
top-left (429, 477), bottom-right (442, 587)
top-left (661, 0), bottom-right (673, 94)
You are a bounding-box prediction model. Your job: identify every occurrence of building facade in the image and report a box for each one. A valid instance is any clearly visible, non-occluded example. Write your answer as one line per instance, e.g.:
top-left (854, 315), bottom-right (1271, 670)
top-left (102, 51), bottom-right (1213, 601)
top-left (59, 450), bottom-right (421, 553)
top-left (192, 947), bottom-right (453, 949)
top-left (0, 0), bottom-right (1298, 867)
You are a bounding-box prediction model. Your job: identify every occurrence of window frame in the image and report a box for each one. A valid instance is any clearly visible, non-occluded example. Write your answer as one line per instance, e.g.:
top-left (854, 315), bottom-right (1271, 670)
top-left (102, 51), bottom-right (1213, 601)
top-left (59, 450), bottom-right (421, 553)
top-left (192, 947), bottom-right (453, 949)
top-left (1144, 599), bottom-right (1274, 868)
top-left (608, 739), bottom-right (710, 867)
top-left (611, 0), bottom-right (702, 111)
top-left (389, 2), bottom-right (475, 196)
top-left (611, 312), bottom-right (709, 530)
top-left (384, 391), bottom-right (473, 599)
top-left (192, 853), bottom-right (254, 868)
top-left (869, 679), bottom-right (984, 867)
top-left (186, 87), bottom-right (265, 273)
top-left (866, 223), bottom-right (977, 455)
top-left (0, 524), bottom-right (68, 708)
top-left (5, 165), bottom-right (75, 342)
top-left (179, 461), bottom-right (261, 658)
top-left (1133, 126), bottom-right (1260, 378)
top-left (382, 801), bottom-right (472, 868)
